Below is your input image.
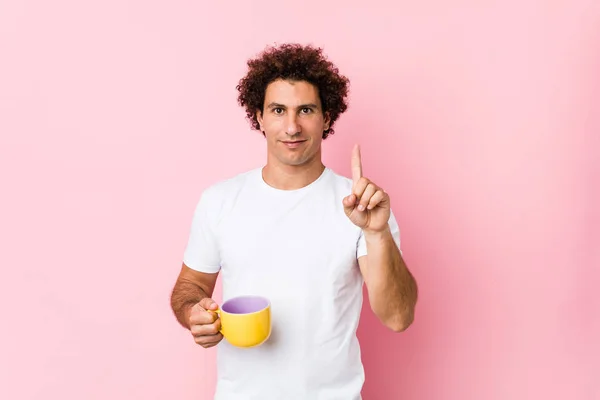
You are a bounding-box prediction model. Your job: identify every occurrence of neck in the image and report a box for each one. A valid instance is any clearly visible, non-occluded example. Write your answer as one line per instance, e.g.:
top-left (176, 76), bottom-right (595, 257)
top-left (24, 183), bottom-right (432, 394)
top-left (262, 156), bottom-right (325, 191)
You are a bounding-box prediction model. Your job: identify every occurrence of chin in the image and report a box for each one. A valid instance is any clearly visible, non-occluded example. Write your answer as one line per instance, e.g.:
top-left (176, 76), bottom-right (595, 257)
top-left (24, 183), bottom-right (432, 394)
top-left (273, 147), bottom-right (318, 167)
top-left (282, 158), bottom-right (306, 166)
top-left (276, 154), bottom-right (306, 166)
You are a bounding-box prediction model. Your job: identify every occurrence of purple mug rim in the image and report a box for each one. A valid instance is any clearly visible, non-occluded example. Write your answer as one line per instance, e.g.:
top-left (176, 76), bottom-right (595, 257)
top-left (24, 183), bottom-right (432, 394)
top-left (220, 295), bottom-right (270, 315)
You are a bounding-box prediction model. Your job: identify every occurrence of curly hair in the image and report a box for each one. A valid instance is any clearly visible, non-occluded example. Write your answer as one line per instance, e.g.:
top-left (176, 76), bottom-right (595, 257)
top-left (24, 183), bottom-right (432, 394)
top-left (236, 43), bottom-right (350, 139)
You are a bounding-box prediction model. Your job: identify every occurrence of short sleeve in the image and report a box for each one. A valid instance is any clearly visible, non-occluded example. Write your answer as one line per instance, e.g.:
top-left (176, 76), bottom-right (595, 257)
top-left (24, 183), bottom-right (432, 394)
top-left (357, 209), bottom-right (402, 258)
top-left (182, 189), bottom-right (221, 273)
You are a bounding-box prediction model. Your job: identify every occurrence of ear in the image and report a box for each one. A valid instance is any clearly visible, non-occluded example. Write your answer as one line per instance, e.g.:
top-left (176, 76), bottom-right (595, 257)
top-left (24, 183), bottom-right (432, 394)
top-left (323, 111), bottom-right (331, 131)
top-left (256, 109), bottom-right (264, 130)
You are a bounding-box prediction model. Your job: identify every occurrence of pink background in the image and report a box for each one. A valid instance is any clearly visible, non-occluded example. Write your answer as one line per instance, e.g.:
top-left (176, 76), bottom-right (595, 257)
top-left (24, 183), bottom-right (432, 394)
top-left (1, 1), bottom-right (598, 399)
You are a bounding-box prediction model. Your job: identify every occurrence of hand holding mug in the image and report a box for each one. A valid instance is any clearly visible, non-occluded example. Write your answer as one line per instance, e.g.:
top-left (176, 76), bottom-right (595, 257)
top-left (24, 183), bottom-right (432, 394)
top-left (188, 295), bottom-right (272, 349)
top-left (188, 297), bottom-right (223, 348)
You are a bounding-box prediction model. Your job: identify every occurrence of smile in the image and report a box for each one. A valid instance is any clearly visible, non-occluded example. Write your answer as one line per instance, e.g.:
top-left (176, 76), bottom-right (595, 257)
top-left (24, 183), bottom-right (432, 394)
top-left (281, 140), bottom-right (306, 148)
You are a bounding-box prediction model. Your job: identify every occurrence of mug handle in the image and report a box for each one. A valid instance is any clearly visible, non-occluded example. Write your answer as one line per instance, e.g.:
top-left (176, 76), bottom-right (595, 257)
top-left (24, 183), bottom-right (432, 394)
top-left (209, 308), bottom-right (223, 333)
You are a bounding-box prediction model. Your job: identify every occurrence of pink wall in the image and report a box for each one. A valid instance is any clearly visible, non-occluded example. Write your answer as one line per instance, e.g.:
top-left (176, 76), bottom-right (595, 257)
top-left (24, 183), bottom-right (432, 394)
top-left (1, 1), bottom-right (598, 399)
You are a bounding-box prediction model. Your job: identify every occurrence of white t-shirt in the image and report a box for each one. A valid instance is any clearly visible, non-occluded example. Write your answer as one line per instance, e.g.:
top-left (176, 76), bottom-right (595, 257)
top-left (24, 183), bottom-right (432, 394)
top-left (183, 166), bottom-right (401, 400)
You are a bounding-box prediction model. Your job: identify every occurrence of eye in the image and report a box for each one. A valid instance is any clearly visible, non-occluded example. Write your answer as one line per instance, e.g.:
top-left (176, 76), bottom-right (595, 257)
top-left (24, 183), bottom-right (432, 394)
top-left (300, 108), bottom-right (313, 114)
top-left (273, 107), bottom-right (284, 114)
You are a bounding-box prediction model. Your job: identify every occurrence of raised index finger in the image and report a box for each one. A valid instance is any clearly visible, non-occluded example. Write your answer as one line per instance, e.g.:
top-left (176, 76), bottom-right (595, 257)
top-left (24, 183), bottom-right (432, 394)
top-left (351, 144), bottom-right (362, 185)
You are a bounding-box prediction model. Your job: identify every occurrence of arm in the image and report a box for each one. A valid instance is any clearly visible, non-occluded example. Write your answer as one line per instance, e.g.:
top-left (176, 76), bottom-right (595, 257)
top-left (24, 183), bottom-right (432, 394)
top-left (343, 144), bottom-right (418, 332)
top-left (173, 187), bottom-right (223, 348)
top-left (174, 185), bottom-right (222, 329)
top-left (358, 228), bottom-right (417, 332)
top-left (170, 263), bottom-right (219, 330)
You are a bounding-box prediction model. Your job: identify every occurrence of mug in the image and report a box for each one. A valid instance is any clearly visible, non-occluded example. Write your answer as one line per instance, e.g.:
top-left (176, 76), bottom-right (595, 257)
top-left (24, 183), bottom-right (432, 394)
top-left (214, 295), bottom-right (271, 348)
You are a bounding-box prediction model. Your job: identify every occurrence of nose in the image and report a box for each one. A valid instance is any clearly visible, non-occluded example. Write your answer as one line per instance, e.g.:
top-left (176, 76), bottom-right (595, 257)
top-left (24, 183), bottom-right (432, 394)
top-left (285, 114), bottom-right (301, 136)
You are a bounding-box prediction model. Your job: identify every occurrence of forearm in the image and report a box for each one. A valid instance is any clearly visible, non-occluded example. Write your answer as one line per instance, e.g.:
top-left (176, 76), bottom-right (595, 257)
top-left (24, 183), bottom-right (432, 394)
top-left (363, 228), bottom-right (418, 332)
top-left (170, 280), bottom-right (210, 330)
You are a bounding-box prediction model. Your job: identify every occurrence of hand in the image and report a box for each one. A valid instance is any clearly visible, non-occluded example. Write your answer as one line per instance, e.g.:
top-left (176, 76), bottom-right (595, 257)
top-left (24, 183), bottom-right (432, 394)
top-left (188, 297), bottom-right (223, 348)
top-left (343, 144), bottom-right (391, 233)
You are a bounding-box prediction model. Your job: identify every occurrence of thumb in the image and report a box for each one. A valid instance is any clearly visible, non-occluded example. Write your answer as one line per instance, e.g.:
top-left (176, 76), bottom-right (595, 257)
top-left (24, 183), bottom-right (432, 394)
top-left (198, 297), bottom-right (218, 311)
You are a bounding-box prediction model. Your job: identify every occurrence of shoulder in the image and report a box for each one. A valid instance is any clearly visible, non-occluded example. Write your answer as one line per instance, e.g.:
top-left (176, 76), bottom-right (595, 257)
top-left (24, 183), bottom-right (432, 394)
top-left (203, 168), bottom-right (259, 196)
top-left (323, 167), bottom-right (354, 194)
top-left (329, 168), bottom-right (353, 185)
top-left (193, 167), bottom-right (260, 211)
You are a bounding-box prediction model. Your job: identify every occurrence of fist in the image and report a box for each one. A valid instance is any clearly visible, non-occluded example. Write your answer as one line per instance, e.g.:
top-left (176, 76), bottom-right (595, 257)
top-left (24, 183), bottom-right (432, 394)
top-left (188, 297), bottom-right (223, 348)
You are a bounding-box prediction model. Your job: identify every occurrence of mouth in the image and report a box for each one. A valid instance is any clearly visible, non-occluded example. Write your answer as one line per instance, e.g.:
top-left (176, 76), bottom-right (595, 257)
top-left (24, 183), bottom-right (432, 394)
top-left (280, 139), bottom-right (307, 148)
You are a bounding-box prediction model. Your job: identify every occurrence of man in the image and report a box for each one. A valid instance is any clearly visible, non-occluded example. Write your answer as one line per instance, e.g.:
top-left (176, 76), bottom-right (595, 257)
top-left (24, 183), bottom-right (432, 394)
top-left (170, 43), bottom-right (418, 399)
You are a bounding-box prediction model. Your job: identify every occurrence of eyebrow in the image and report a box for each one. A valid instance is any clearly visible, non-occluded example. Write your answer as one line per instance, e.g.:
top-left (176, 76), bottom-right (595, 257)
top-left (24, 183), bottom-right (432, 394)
top-left (266, 102), bottom-right (320, 110)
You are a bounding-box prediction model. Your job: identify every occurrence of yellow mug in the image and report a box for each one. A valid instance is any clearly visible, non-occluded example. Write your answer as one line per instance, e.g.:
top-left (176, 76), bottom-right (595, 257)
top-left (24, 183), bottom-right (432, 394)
top-left (214, 295), bottom-right (271, 348)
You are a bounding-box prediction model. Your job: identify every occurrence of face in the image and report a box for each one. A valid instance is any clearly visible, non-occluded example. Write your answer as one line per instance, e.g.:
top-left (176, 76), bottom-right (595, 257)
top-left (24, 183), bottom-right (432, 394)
top-left (256, 79), bottom-right (330, 168)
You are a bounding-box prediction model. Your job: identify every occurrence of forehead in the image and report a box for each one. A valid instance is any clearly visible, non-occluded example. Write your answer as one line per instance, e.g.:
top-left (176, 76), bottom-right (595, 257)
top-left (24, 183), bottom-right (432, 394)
top-left (264, 79), bottom-right (321, 107)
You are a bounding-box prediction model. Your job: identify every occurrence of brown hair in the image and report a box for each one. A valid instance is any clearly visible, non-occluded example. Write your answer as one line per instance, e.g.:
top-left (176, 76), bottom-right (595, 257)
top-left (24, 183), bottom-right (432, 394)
top-left (236, 43), bottom-right (350, 139)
